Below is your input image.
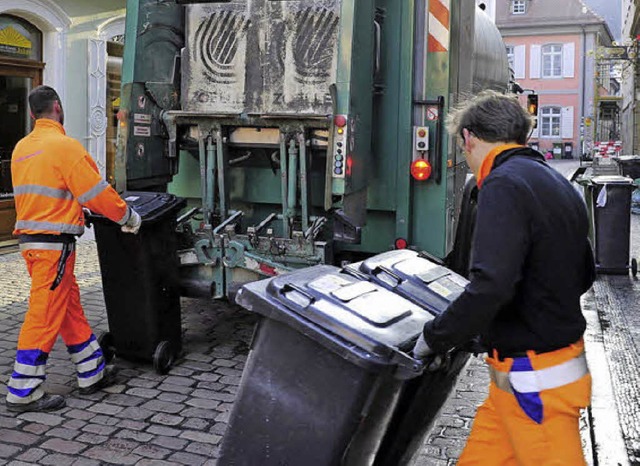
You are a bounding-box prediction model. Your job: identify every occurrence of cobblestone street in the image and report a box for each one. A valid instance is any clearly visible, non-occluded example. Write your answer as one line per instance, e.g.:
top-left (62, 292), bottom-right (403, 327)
top-left (0, 241), bottom-right (492, 465)
top-left (0, 160), bottom-right (637, 465)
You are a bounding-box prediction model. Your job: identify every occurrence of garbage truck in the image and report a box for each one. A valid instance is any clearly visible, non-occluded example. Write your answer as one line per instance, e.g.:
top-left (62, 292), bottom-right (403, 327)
top-left (109, 0), bottom-right (510, 301)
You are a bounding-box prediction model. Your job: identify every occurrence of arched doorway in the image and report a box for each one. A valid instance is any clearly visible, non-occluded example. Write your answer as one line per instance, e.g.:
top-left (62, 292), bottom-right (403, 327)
top-left (0, 14), bottom-right (43, 246)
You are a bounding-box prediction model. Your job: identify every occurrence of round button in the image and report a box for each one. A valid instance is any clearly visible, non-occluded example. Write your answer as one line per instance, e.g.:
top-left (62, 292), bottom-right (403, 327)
top-left (337, 142), bottom-right (343, 147)
top-left (335, 161), bottom-right (343, 168)
top-left (335, 154), bottom-right (343, 161)
top-left (337, 149), bottom-right (343, 154)
top-left (334, 168), bottom-right (343, 175)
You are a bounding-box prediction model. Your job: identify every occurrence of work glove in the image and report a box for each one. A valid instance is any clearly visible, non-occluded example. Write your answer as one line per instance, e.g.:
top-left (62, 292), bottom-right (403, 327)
top-left (121, 208), bottom-right (142, 234)
top-left (412, 333), bottom-right (447, 372)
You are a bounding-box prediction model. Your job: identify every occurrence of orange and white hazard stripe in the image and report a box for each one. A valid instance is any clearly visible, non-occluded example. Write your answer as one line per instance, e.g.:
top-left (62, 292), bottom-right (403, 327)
top-left (428, 0), bottom-right (450, 52)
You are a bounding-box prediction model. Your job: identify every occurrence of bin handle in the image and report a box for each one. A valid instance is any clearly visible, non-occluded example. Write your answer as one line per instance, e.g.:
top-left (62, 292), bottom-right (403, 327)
top-left (279, 283), bottom-right (316, 307)
top-left (372, 266), bottom-right (402, 287)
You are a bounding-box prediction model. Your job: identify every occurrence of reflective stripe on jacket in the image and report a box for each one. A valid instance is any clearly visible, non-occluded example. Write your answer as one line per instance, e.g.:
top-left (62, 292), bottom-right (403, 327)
top-left (11, 119), bottom-right (129, 236)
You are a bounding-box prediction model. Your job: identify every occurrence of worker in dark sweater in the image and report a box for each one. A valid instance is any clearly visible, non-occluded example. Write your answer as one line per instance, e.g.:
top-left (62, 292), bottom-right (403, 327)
top-left (413, 91), bottom-right (595, 465)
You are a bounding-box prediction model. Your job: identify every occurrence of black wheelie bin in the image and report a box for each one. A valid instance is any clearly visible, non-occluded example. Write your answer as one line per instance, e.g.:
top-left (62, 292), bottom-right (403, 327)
top-left (590, 176), bottom-right (637, 275)
top-left (355, 249), bottom-right (472, 465)
top-left (220, 264), bottom-right (438, 466)
top-left (89, 191), bottom-right (186, 374)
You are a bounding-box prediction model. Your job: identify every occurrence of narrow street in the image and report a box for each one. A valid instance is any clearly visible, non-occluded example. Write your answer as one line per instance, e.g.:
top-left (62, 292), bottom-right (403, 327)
top-left (0, 159), bottom-right (638, 465)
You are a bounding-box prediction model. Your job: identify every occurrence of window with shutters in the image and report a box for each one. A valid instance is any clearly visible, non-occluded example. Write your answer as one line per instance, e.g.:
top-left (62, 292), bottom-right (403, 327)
top-left (542, 44), bottom-right (563, 78)
top-left (540, 107), bottom-right (562, 137)
top-left (511, 0), bottom-right (526, 14)
top-left (506, 45), bottom-right (515, 70)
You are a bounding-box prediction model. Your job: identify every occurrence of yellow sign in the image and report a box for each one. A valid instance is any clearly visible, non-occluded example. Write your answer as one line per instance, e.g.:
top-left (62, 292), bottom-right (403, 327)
top-left (0, 26), bottom-right (32, 57)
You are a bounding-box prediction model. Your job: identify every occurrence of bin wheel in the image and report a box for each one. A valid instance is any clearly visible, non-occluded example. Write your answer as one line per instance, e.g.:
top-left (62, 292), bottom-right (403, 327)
top-left (153, 341), bottom-right (174, 375)
top-left (632, 258), bottom-right (638, 278)
top-left (98, 332), bottom-right (116, 364)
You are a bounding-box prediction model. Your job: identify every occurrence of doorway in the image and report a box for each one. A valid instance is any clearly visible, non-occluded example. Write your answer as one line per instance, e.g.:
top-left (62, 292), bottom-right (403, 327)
top-left (0, 63), bottom-right (42, 246)
top-left (0, 15), bottom-right (43, 247)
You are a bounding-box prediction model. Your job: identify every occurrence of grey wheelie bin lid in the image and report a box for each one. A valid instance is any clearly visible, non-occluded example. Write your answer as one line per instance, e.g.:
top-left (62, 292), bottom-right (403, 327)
top-left (235, 264), bottom-right (434, 379)
top-left (351, 250), bottom-right (473, 465)
top-left (353, 249), bottom-right (469, 317)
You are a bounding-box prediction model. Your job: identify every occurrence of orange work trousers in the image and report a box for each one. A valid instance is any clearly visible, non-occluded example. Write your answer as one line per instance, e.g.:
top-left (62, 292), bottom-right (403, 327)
top-left (17, 247), bottom-right (93, 352)
top-left (458, 340), bottom-right (592, 466)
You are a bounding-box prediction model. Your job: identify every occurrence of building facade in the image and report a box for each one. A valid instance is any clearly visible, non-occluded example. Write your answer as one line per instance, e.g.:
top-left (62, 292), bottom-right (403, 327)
top-left (0, 0), bottom-right (126, 245)
top-left (497, 0), bottom-right (614, 159)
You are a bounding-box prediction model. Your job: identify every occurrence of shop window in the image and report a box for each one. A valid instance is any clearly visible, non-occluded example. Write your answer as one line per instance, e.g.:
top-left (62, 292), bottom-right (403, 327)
top-left (0, 15), bottom-right (42, 61)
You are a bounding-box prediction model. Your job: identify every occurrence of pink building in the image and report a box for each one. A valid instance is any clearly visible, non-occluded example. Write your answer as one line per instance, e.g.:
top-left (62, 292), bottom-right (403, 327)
top-left (497, 0), bottom-right (614, 159)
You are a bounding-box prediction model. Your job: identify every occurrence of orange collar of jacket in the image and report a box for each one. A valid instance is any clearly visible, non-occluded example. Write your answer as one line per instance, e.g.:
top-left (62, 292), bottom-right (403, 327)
top-left (34, 118), bottom-right (66, 135)
top-left (476, 143), bottom-right (524, 188)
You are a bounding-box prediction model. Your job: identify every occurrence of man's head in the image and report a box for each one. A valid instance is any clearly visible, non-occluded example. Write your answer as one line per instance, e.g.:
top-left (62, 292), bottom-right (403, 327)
top-left (446, 90), bottom-right (533, 174)
top-left (28, 85), bottom-right (64, 125)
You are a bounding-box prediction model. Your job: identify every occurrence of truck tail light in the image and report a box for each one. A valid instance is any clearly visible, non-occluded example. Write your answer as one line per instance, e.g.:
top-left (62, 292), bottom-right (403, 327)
top-left (395, 238), bottom-right (408, 249)
top-left (411, 159), bottom-right (432, 181)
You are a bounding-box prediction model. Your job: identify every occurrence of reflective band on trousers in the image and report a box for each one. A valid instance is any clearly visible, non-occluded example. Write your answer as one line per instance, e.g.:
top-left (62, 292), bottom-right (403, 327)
top-left (19, 242), bottom-right (76, 252)
top-left (13, 361), bottom-right (46, 377)
top-left (13, 184), bottom-right (74, 200)
top-left (15, 220), bottom-right (84, 235)
top-left (69, 339), bottom-right (101, 364)
top-left (490, 352), bottom-right (589, 393)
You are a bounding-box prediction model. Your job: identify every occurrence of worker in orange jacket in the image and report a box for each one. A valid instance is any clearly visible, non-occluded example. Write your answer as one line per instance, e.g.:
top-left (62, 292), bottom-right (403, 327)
top-left (413, 91), bottom-right (595, 465)
top-left (6, 85), bottom-right (142, 413)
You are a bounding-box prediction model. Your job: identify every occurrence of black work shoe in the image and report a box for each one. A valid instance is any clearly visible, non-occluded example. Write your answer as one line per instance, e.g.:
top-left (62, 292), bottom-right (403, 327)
top-left (6, 394), bottom-right (66, 413)
top-left (78, 365), bottom-right (118, 395)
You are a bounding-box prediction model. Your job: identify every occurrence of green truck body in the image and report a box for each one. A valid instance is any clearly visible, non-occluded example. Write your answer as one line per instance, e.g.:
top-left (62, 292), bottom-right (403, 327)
top-left (116, 0), bottom-right (509, 299)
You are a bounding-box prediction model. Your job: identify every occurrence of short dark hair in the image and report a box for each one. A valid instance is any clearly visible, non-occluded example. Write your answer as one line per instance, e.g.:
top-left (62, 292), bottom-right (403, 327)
top-left (447, 90), bottom-right (534, 145)
top-left (28, 85), bottom-right (61, 118)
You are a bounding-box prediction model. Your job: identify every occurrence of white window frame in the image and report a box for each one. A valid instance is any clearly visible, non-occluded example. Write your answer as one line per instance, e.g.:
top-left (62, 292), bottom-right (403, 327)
top-left (542, 44), bottom-right (563, 78)
top-left (511, 0), bottom-right (526, 14)
top-left (506, 45), bottom-right (515, 71)
top-left (540, 107), bottom-right (562, 138)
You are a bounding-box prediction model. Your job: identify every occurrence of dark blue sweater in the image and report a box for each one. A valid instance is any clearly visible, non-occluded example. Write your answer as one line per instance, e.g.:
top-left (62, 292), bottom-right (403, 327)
top-left (424, 148), bottom-right (595, 354)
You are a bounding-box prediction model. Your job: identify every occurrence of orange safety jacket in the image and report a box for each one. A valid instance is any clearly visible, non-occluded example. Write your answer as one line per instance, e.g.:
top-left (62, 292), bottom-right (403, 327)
top-left (11, 119), bottom-right (130, 236)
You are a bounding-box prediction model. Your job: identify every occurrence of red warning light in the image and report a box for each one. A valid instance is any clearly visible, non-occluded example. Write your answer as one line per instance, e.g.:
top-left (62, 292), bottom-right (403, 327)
top-left (395, 238), bottom-right (408, 250)
top-left (334, 115), bottom-right (347, 128)
top-left (346, 155), bottom-right (353, 176)
top-left (410, 159), bottom-right (432, 181)
top-left (417, 128), bottom-right (427, 138)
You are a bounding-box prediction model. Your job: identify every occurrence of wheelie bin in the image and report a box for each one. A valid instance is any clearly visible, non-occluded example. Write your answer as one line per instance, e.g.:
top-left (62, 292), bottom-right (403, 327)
top-left (89, 191), bottom-right (186, 373)
top-left (614, 155), bottom-right (640, 181)
top-left (221, 264), bottom-right (439, 466)
top-left (355, 249), bottom-right (473, 465)
top-left (591, 176), bottom-right (637, 276)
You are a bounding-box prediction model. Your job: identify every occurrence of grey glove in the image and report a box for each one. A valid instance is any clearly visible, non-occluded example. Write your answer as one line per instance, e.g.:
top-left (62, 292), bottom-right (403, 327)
top-left (412, 332), bottom-right (434, 359)
top-left (121, 208), bottom-right (141, 234)
top-left (412, 333), bottom-right (447, 371)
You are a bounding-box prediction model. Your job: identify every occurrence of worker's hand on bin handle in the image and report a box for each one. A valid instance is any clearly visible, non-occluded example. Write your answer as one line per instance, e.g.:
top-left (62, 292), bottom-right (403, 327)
top-left (412, 333), bottom-right (448, 372)
top-left (121, 208), bottom-right (142, 234)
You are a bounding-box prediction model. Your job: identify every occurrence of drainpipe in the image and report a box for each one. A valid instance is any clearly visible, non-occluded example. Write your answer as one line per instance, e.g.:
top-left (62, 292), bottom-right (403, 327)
top-left (579, 25), bottom-right (587, 159)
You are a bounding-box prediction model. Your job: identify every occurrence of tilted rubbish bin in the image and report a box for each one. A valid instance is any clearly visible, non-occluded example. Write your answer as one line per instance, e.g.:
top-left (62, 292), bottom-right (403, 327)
top-left (614, 155), bottom-right (640, 181)
top-left (591, 176), bottom-right (635, 275)
top-left (89, 192), bottom-right (186, 373)
top-left (355, 249), bottom-right (472, 465)
top-left (221, 265), bottom-right (439, 466)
